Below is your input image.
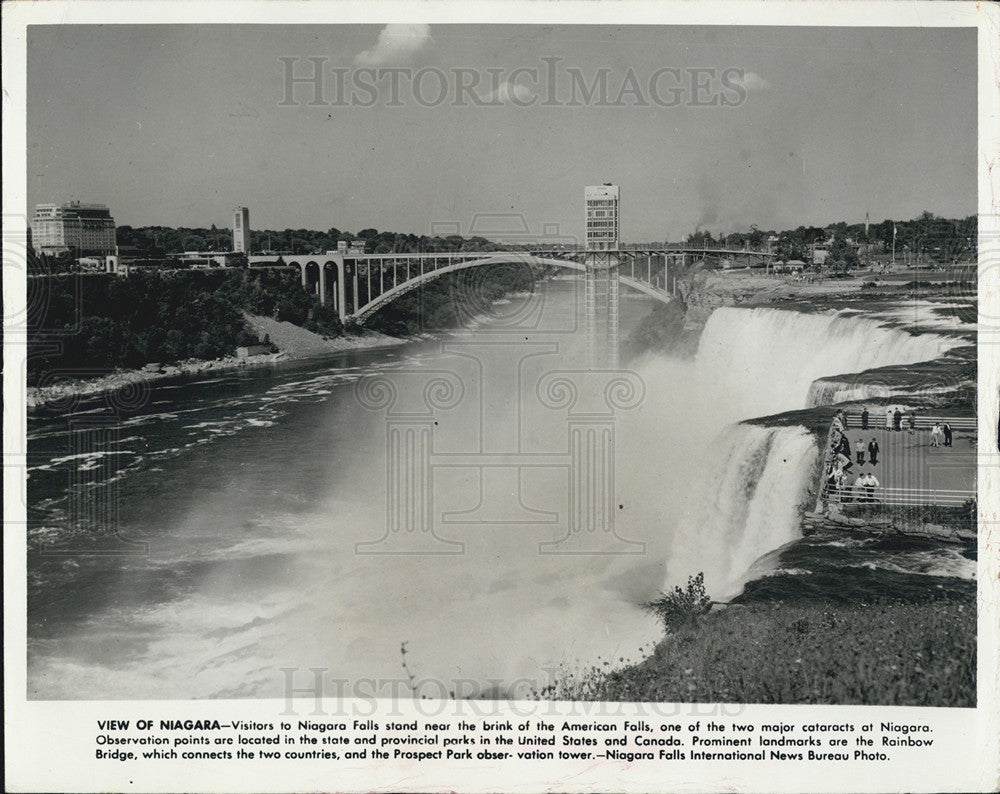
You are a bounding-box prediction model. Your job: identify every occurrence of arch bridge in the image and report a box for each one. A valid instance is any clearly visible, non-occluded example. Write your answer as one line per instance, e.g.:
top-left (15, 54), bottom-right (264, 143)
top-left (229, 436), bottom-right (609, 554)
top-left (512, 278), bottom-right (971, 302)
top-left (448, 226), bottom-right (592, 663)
top-left (248, 247), bottom-right (773, 366)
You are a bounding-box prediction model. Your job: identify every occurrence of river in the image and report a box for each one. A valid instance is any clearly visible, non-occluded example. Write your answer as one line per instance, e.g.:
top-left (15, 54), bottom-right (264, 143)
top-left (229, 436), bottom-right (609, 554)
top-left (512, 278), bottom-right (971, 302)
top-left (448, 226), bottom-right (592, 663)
top-left (26, 278), bottom-right (975, 699)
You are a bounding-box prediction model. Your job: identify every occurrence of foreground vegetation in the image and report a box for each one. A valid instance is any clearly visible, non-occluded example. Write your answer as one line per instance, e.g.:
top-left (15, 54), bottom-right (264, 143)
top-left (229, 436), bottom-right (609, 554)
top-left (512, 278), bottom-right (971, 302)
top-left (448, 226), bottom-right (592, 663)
top-left (535, 596), bottom-right (975, 707)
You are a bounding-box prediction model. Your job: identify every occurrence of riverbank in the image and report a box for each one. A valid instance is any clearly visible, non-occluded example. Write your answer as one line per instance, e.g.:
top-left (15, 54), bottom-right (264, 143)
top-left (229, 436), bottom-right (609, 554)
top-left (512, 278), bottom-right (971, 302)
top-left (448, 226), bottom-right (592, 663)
top-left (26, 314), bottom-right (408, 410)
top-left (537, 597), bottom-right (975, 706)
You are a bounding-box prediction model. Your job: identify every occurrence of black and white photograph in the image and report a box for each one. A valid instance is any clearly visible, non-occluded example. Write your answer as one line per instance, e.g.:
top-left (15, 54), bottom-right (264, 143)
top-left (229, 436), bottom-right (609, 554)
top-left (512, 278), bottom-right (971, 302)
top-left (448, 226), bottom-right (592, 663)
top-left (4, 2), bottom-right (999, 792)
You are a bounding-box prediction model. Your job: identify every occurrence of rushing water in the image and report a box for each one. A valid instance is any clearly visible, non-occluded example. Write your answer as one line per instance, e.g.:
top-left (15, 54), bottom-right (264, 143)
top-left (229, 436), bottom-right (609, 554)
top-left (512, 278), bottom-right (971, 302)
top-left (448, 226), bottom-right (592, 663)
top-left (26, 280), bottom-right (974, 699)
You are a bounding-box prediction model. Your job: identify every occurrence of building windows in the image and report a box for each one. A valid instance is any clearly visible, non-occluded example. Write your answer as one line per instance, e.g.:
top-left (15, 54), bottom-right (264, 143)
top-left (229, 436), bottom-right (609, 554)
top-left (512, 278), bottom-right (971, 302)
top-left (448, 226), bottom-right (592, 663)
top-left (32, 202), bottom-right (116, 256)
top-left (584, 184), bottom-right (620, 250)
top-left (233, 207), bottom-right (250, 253)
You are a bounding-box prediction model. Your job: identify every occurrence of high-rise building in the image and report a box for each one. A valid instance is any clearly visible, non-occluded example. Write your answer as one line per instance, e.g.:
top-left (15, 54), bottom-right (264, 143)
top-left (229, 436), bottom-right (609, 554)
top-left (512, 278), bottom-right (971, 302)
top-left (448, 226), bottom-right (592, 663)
top-left (585, 184), bottom-right (620, 250)
top-left (32, 201), bottom-right (116, 256)
top-left (233, 206), bottom-right (250, 253)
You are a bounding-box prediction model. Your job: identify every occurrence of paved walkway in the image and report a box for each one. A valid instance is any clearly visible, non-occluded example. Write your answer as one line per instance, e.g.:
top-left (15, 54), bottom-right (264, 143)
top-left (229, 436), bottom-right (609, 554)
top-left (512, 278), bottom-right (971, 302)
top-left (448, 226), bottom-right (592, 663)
top-left (833, 424), bottom-right (976, 501)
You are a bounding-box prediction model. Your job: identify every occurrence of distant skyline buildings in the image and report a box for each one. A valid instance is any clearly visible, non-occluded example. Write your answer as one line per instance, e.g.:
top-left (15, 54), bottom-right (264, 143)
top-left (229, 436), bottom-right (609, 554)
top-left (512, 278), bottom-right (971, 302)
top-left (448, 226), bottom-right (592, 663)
top-left (31, 201), bottom-right (116, 256)
top-left (233, 207), bottom-right (250, 253)
top-left (28, 192), bottom-right (975, 261)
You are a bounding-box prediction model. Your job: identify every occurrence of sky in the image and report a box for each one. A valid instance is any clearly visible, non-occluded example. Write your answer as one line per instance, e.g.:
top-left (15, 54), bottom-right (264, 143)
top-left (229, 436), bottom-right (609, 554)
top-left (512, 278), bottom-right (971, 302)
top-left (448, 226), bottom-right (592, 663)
top-left (26, 24), bottom-right (977, 242)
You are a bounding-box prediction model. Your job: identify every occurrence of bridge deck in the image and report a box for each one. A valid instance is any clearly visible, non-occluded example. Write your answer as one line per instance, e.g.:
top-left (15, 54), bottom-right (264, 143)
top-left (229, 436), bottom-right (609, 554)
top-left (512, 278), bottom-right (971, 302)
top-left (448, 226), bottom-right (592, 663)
top-left (246, 246), bottom-right (771, 323)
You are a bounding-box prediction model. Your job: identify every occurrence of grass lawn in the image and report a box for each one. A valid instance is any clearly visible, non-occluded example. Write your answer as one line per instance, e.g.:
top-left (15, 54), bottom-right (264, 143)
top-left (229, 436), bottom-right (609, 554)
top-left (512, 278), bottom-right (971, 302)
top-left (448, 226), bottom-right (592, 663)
top-left (535, 599), bottom-right (975, 707)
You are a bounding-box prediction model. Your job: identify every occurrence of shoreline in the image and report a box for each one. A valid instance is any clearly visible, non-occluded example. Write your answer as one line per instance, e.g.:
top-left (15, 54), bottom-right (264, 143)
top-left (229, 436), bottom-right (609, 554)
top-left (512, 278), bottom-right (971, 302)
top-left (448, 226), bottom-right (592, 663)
top-left (26, 328), bottom-right (410, 411)
top-left (25, 289), bottom-right (549, 412)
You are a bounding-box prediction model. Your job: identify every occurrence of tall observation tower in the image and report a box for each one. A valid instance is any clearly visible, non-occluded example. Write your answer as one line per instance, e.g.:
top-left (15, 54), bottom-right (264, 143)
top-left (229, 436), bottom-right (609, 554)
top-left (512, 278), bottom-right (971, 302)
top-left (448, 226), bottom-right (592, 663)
top-left (584, 184), bottom-right (620, 251)
top-left (583, 184), bottom-right (621, 367)
top-left (233, 207), bottom-right (250, 253)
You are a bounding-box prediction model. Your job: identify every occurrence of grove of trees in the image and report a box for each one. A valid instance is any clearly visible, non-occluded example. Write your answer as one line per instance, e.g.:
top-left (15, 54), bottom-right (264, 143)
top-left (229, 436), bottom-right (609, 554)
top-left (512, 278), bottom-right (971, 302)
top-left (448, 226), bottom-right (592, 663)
top-left (684, 212), bottom-right (976, 266)
top-left (113, 225), bottom-right (507, 257)
top-left (28, 263), bottom-right (540, 383)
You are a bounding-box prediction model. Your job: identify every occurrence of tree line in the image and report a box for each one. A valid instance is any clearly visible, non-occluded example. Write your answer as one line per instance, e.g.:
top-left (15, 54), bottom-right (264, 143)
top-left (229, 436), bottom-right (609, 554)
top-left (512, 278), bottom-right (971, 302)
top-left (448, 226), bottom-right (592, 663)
top-left (113, 225), bottom-right (508, 257)
top-left (684, 211), bottom-right (976, 265)
top-left (27, 264), bottom-right (539, 383)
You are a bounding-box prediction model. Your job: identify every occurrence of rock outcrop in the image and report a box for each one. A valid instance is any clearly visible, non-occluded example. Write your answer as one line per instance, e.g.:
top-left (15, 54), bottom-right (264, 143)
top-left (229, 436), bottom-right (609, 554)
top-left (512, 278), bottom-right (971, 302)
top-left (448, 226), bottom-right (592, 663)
top-left (801, 508), bottom-right (975, 543)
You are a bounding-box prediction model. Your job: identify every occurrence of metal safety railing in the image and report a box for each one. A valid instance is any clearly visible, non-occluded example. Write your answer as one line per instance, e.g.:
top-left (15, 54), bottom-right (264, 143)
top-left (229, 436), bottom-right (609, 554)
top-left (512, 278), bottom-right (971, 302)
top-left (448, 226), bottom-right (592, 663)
top-left (820, 483), bottom-right (976, 507)
top-left (843, 413), bottom-right (976, 431)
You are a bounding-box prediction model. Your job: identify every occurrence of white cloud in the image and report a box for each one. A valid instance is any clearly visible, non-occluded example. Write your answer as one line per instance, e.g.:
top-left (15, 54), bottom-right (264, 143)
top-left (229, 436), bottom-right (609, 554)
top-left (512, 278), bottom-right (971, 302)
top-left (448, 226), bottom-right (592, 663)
top-left (354, 24), bottom-right (433, 67)
top-left (483, 79), bottom-right (536, 105)
top-left (738, 71), bottom-right (771, 93)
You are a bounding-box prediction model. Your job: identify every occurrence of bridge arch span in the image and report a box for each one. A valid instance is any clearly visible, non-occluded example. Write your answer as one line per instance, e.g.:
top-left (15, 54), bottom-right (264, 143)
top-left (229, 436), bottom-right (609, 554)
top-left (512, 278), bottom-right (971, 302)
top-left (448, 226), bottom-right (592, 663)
top-left (352, 253), bottom-right (674, 324)
top-left (279, 255), bottom-right (346, 313)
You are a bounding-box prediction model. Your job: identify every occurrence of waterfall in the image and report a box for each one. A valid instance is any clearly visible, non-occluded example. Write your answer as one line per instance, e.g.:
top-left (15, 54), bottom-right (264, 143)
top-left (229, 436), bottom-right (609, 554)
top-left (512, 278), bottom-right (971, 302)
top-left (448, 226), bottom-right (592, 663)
top-left (624, 305), bottom-right (958, 598)
top-left (805, 378), bottom-right (960, 407)
top-left (806, 379), bottom-right (897, 407)
top-left (665, 424), bottom-right (819, 598)
top-left (694, 307), bottom-right (961, 416)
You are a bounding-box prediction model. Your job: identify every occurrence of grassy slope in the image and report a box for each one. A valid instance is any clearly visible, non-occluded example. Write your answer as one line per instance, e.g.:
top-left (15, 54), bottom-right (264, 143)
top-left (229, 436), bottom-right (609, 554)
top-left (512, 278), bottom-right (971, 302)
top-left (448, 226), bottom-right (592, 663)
top-left (541, 600), bottom-right (975, 707)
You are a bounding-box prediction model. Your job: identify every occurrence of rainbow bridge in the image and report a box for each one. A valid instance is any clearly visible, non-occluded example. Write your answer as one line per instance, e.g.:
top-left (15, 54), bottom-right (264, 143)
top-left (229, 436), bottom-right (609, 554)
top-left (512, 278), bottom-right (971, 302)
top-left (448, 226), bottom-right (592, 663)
top-left (248, 247), bottom-right (774, 366)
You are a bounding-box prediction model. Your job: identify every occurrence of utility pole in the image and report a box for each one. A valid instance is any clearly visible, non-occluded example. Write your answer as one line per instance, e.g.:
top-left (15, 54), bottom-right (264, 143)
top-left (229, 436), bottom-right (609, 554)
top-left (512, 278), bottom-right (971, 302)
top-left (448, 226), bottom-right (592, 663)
top-left (864, 211), bottom-right (870, 270)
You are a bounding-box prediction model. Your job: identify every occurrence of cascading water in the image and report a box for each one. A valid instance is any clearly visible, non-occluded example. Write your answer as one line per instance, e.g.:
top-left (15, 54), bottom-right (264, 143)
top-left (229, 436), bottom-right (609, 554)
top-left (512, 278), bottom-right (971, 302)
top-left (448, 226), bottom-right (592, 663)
top-left (806, 380), bottom-right (898, 407)
top-left (620, 305), bottom-right (962, 599)
top-left (663, 425), bottom-right (819, 599)
top-left (693, 307), bottom-right (962, 416)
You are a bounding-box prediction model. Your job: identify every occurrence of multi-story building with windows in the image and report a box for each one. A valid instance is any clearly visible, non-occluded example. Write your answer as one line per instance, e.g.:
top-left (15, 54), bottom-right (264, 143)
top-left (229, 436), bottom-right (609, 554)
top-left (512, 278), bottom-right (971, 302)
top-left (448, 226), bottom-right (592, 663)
top-left (233, 206), bottom-right (250, 253)
top-left (32, 201), bottom-right (117, 256)
top-left (585, 184), bottom-right (620, 250)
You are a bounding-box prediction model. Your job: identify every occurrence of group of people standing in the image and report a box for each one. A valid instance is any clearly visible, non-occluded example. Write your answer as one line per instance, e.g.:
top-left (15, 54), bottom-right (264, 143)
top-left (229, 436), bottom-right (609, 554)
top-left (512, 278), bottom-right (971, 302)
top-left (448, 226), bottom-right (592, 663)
top-left (863, 406), bottom-right (914, 433)
top-left (827, 410), bottom-right (881, 502)
top-left (825, 406), bottom-right (958, 505)
top-left (858, 406), bottom-right (952, 446)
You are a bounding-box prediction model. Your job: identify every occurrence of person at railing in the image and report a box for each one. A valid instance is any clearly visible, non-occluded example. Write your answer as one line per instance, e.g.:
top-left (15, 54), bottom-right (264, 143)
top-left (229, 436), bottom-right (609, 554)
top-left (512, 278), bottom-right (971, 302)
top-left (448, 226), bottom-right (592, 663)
top-left (861, 407), bottom-right (869, 430)
top-left (893, 408), bottom-right (902, 432)
top-left (860, 471), bottom-right (880, 503)
top-left (832, 412), bottom-right (845, 435)
top-left (908, 412), bottom-right (917, 434)
top-left (868, 437), bottom-right (880, 466)
top-left (852, 472), bottom-right (867, 503)
top-left (835, 435), bottom-right (854, 475)
top-left (943, 422), bottom-right (953, 447)
top-left (826, 464), bottom-right (847, 503)
top-left (931, 422), bottom-right (943, 448)
top-left (885, 405), bottom-right (893, 431)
